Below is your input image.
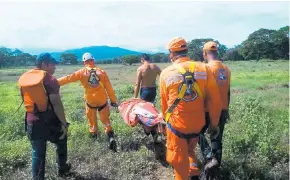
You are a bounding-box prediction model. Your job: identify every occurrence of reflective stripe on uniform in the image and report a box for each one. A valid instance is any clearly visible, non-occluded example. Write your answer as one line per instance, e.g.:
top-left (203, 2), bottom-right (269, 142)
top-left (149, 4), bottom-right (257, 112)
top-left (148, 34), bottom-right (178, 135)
top-left (194, 75), bottom-right (207, 80)
top-left (190, 163), bottom-right (198, 167)
top-left (195, 72), bottom-right (207, 75)
top-left (164, 74), bottom-right (183, 87)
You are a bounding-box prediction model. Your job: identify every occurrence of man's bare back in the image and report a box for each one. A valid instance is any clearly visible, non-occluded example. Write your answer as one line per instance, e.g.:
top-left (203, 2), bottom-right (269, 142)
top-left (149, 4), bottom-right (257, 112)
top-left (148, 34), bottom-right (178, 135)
top-left (138, 63), bottom-right (161, 87)
top-left (134, 57), bottom-right (162, 102)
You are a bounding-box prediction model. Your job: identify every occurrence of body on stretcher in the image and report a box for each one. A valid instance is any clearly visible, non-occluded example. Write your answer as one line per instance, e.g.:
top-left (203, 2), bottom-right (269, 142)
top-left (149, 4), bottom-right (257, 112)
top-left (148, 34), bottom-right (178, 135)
top-left (118, 98), bottom-right (166, 135)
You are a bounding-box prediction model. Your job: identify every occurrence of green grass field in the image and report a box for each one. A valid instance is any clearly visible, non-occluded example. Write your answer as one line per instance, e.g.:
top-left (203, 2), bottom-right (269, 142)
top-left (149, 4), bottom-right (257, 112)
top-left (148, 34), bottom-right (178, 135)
top-left (0, 60), bottom-right (289, 180)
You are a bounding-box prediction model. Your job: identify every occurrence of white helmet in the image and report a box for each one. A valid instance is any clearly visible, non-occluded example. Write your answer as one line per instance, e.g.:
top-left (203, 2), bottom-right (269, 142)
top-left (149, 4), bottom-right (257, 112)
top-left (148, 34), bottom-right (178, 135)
top-left (82, 52), bottom-right (94, 62)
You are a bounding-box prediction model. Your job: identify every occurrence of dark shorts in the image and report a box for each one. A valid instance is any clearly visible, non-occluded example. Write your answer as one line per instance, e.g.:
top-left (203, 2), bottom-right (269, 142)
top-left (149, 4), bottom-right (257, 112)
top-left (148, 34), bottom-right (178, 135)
top-left (140, 87), bottom-right (157, 103)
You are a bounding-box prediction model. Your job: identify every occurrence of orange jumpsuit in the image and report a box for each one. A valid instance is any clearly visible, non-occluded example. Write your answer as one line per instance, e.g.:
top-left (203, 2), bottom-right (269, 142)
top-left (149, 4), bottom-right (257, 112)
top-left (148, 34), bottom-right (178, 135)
top-left (58, 64), bottom-right (117, 135)
top-left (202, 60), bottom-right (231, 165)
top-left (159, 57), bottom-right (222, 180)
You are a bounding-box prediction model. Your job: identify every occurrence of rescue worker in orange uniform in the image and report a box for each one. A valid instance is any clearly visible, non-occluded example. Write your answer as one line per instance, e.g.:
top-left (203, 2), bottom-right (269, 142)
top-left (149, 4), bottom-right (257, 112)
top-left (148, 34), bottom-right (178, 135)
top-left (199, 41), bottom-right (231, 171)
top-left (57, 52), bottom-right (118, 152)
top-left (18, 53), bottom-right (71, 180)
top-left (159, 37), bottom-right (222, 180)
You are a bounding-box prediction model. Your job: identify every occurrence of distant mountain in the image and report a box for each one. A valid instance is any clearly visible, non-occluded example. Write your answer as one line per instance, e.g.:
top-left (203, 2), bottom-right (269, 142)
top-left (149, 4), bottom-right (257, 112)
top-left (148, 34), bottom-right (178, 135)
top-left (19, 48), bottom-right (65, 55)
top-left (19, 46), bottom-right (169, 60)
top-left (19, 46), bottom-right (169, 61)
top-left (47, 46), bottom-right (141, 61)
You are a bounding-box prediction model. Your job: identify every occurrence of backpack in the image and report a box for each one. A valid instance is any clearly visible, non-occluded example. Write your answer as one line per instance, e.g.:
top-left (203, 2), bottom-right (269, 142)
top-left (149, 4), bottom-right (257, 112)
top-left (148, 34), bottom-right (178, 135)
top-left (18, 69), bottom-right (62, 142)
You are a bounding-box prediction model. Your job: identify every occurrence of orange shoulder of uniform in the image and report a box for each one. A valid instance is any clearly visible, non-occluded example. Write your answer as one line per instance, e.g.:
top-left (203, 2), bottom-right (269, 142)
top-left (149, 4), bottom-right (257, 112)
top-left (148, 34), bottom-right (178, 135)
top-left (160, 65), bottom-right (175, 82)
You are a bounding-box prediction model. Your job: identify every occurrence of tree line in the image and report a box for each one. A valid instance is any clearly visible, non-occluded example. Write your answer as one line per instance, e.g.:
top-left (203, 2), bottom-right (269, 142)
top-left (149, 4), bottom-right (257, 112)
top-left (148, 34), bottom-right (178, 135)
top-left (0, 26), bottom-right (288, 68)
top-left (0, 48), bottom-right (37, 68)
top-left (108, 26), bottom-right (289, 65)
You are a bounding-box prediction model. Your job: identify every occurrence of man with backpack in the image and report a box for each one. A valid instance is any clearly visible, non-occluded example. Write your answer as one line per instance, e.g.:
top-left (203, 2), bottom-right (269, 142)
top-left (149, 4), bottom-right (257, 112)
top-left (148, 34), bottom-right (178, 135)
top-left (159, 37), bottom-right (222, 180)
top-left (18, 53), bottom-right (71, 180)
top-left (57, 52), bottom-right (118, 152)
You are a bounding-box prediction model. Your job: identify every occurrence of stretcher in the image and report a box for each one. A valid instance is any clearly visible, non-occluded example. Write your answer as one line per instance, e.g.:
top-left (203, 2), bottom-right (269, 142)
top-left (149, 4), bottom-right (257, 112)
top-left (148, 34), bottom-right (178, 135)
top-left (118, 98), bottom-right (166, 140)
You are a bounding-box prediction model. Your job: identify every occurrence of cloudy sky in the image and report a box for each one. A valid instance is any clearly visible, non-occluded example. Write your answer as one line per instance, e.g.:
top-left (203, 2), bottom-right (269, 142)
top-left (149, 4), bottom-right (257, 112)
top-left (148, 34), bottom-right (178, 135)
top-left (0, 0), bottom-right (289, 53)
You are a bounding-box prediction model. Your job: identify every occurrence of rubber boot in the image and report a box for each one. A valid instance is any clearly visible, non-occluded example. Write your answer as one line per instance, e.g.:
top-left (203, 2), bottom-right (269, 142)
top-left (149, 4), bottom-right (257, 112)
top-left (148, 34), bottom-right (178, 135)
top-left (216, 149), bottom-right (222, 165)
top-left (150, 129), bottom-right (158, 143)
top-left (58, 163), bottom-right (71, 177)
top-left (89, 133), bottom-right (98, 140)
top-left (107, 131), bottom-right (117, 152)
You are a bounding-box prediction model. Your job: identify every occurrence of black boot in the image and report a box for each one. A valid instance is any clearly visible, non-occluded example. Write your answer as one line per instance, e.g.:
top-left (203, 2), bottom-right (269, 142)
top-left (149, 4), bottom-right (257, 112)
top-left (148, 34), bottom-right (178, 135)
top-left (204, 157), bottom-right (219, 173)
top-left (58, 163), bottom-right (71, 177)
top-left (107, 131), bottom-right (117, 152)
top-left (150, 129), bottom-right (158, 143)
top-left (89, 133), bottom-right (98, 140)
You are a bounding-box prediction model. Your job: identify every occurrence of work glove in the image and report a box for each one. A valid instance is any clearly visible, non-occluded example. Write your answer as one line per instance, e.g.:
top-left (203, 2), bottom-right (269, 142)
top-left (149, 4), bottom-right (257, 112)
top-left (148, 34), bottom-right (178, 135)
top-left (110, 102), bottom-right (119, 113)
top-left (206, 125), bottom-right (220, 139)
top-left (59, 122), bottom-right (70, 140)
top-left (110, 102), bottom-right (119, 107)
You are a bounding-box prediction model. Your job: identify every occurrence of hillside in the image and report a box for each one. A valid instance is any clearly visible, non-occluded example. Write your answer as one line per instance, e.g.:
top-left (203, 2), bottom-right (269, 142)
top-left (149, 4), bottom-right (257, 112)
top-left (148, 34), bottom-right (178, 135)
top-left (19, 48), bottom-right (64, 55)
top-left (49, 46), bottom-right (141, 61)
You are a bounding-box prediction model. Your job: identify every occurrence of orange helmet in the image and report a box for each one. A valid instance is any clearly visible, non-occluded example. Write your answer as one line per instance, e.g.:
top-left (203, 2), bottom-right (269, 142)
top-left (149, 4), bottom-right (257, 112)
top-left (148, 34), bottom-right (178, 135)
top-left (203, 41), bottom-right (218, 51)
top-left (167, 37), bottom-right (188, 52)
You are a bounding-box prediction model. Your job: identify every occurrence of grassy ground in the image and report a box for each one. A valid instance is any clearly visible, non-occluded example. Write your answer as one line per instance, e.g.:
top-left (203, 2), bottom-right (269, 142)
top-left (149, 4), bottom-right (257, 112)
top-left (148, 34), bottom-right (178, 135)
top-left (0, 60), bottom-right (289, 180)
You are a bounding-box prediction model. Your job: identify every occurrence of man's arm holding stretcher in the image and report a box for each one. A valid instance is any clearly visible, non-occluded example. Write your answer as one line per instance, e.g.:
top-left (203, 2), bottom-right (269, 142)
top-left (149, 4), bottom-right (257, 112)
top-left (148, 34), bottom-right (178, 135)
top-left (159, 75), bottom-right (168, 116)
top-left (103, 71), bottom-right (117, 104)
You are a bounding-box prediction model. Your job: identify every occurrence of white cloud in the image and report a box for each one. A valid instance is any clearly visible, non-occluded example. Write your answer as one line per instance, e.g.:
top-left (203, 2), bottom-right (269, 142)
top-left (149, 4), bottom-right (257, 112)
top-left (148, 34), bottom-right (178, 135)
top-left (0, 1), bottom-right (288, 52)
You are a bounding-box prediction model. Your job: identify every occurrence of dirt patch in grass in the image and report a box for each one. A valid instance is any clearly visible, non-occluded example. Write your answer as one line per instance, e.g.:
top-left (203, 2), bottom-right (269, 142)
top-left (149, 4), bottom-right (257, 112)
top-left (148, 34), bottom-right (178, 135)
top-left (120, 140), bottom-right (141, 151)
top-left (256, 83), bottom-right (289, 90)
top-left (282, 83), bottom-right (289, 88)
top-left (231, 89), bottom-right (246, 94)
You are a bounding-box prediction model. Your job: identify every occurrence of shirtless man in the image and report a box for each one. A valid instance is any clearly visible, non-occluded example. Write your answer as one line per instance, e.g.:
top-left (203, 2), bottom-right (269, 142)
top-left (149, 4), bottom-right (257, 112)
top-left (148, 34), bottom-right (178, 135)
top-left (134, 53), bottom-right (162, 103)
